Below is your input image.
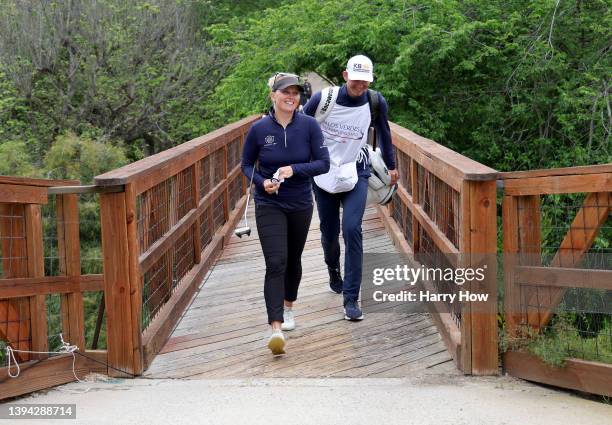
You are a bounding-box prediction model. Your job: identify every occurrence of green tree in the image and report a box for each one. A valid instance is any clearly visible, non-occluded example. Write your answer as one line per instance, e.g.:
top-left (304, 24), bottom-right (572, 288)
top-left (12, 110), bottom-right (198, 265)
top-left (0, 140), bottom-right (37, 176)
top-left (207, 0), bottom-right (611, 171)
top-left (0, 0), bottom-right (233, 161)
top-left (43, 132), bottom-right (128, 183)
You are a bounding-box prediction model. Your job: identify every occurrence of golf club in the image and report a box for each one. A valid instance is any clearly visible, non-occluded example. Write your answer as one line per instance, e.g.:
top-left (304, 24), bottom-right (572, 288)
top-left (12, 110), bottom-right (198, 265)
top-left (234, 163), bottom-right (256, 238)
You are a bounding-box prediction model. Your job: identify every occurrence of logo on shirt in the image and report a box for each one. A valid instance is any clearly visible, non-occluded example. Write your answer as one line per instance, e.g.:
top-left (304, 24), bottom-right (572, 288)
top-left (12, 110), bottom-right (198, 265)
top-left (264, 135), bottom-right (275, 145)
top-left (320, 89), bottom-right (334, 113)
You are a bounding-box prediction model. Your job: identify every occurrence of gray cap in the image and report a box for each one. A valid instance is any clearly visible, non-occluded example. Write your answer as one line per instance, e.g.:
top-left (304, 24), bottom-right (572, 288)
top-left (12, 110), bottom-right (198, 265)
top-left (270, 73), bottom-right (304, 92)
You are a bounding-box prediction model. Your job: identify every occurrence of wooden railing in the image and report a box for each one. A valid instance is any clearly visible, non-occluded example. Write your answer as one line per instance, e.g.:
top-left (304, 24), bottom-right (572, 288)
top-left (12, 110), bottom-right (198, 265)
top-left (94, 115), bottom-right (258, 375)
top-left (2, 116), bottom-right (608, 398)
top-left (377, 123), bottom-right (499, 375)
top-left (0, 177), bottom-right (107, 400)
top-left (501, 164), bottom-right (612, 396)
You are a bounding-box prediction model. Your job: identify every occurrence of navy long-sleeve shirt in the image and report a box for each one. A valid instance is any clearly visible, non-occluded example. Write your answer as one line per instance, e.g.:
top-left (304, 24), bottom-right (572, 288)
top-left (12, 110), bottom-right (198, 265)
top-left (241, 108), bottom-right (330, 211)
top-left (303, 85), bottom-right (396, 177)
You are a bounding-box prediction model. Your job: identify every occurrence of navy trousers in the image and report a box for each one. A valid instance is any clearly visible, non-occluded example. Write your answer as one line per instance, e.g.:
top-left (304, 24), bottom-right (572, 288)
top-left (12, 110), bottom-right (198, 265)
top-left (313, 175), bottom-right (368, 304)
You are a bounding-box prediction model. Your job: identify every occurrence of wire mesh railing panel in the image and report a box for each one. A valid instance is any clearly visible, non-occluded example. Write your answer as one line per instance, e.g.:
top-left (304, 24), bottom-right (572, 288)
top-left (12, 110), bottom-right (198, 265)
top-left (417, 163), bottom-right (461, 250)
top-left (199, 204), bottom-right (213, 250)
top-left (141, 224), bottom-right (197, 331)
top-left (516, 284), bottom-right (612, 364)
top-left (517, 193), bottom-right (612, 266)
top-left (174, 167), bottom-right (194, 225)
top-left (135, 138), bottom-right (237, 332)
top-left (212, 148), bottom-right (225, 189)
top-left (46, 293), bottom-right (62, 353)
top-left (419, 224), bottom-right (462, 328)
top-left (136, 177), bottom-right (174, 254)
top-left (172, 226), bottom-right (195, 289)
top-left (41, 197), bottom-right (60, 276)
top-left (227, 137), bottom-right (241, 170)
top-left (142, 251), bottom-right (171, 330)
top-left (199, 155), bottom-right (212, 199)
top-left (83, 290), bottom-right (106, 350)
top-left (0, 203), bottom-right (28, 278)
top-left (228, 175), bottom-right (243, 213)
top-left (390, 197), bottom-right (413, 247)
top-left (212, 193), bottom-right (225, 234)
top-left (78, 193), bottom-right (103, 275)
top-left (42, 193), bottom-right (103, 276)
top-left (512, 191), bottom-right (612, 364)
top-left (395, 148), bottom-right (412, 196)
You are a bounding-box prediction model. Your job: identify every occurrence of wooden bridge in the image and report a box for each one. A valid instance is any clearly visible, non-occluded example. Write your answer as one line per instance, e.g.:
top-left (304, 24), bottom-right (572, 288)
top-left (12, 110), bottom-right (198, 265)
top-left (1, 117), bottom-right (610, 399)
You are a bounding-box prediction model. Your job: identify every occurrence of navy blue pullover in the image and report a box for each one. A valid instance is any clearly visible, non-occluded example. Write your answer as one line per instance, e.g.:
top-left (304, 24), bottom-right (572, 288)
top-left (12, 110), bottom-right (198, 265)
top-left (241, 108), bottom-right (330, 211)
top-left (303, 85), bottom-right (396, 177)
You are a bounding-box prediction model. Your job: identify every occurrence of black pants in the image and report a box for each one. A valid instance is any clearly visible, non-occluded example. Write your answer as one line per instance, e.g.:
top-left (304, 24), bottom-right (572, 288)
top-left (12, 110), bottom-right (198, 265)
top-left (255, 204), bottom-right (313, 324)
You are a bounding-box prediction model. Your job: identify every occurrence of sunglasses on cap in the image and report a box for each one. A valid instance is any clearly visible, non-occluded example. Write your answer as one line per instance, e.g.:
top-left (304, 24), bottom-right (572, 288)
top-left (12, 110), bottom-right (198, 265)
top-left (271, 72), bottom-right (304, 92)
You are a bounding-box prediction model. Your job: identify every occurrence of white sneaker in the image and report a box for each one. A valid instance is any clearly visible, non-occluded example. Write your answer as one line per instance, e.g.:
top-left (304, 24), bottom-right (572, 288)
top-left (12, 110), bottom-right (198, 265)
top-left (281, 309), bottom-right (295, 331)
top-left (267, 330), bottom-right (286, 355)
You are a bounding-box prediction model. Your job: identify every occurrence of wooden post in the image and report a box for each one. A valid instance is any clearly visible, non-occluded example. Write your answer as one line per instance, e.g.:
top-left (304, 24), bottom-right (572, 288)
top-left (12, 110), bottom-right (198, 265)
top-left (124, 183), bottom-right (143, 375)
top-left (458, 181), bottom-right (472, 374)
top-left (56, 195), bottom-right (85, 350)
top-left (502, 195), bottom-right (521, 336)
top-left (100, 190), bottom-right (141, 376)
top-left (24, 205), bottom-right (47, 359)
top-left (467, 180), bottom-right (498, 375)
top-left (517, 195), bottom-right (541, 328)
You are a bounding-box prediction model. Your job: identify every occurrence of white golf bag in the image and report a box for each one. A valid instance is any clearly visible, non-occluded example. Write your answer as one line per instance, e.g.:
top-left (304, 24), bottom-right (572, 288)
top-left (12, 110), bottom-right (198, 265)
top-left (366, 145), bottom-right (397, 206)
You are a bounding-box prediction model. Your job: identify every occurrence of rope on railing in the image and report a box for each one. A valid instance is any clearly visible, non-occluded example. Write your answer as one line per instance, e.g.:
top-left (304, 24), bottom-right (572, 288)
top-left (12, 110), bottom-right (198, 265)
top-left (5, 334), bottom-right (82, 382)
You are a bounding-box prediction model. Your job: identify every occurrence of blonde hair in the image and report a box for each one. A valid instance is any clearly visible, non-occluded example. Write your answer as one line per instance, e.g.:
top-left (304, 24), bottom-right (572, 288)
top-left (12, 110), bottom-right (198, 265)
top-left (267, 75), bottom-right (276, 90)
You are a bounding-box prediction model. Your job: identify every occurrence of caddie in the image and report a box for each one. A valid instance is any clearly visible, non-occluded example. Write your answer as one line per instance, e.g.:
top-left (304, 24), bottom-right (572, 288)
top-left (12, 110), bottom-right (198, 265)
top-left (303, 55), bottom-right (398, 321)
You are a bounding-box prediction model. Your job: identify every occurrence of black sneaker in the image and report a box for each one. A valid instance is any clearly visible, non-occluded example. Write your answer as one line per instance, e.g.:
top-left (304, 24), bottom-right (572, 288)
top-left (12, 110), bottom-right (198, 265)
top-left (328, 267), bottom-right (343, 294)
top-left (344, 300), bottom-right (364, 321)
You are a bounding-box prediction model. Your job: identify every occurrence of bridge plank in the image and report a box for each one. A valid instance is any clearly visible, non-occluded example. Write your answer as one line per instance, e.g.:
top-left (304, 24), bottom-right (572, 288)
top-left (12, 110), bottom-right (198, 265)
top-left (145, 205), bottom-right (455, 379)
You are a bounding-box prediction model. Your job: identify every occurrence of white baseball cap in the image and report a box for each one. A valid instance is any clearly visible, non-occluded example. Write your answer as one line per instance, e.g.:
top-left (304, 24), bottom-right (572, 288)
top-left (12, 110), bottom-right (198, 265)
top-left (346, 55), bottom-right (374, 82)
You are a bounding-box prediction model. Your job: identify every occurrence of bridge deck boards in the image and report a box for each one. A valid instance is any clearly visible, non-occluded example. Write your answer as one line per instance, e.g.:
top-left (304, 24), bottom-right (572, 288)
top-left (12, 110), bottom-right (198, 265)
top-left (145, 204), bottom-right (457, 378)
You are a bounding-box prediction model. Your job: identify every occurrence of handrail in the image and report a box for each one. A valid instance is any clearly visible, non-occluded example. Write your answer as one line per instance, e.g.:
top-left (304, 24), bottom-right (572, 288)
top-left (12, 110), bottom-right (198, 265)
top-left (48, 185), bottom-right (125, 195)
top-left (0, 176), bottom-right (79, 187)
top-left (390, 123), bottom-right (498, 185)
top-left (499, 163), bottom-right (612, 179)
top-left (95, 115), bottom-right (259, 194)
top-left (499, 164), bottom-right (611, 196)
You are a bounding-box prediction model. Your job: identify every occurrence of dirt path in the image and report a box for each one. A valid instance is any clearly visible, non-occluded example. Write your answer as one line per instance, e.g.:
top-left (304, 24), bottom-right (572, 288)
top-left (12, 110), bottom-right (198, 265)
top-left (6, 374), bottom-right (611, 424)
